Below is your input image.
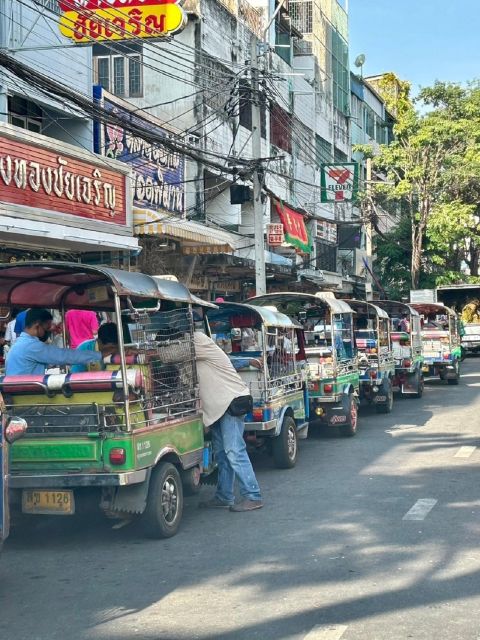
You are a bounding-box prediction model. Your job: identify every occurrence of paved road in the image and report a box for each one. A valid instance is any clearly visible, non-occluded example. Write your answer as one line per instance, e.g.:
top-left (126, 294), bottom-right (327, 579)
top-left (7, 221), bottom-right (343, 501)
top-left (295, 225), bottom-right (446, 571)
top-left (2, 360), bottom-right (480, 640)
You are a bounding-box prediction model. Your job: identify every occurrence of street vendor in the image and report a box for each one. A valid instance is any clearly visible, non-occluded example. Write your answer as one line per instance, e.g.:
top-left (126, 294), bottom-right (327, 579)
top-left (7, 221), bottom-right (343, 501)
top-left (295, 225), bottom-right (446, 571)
top-left (5, 309), bottom-right (103, 376)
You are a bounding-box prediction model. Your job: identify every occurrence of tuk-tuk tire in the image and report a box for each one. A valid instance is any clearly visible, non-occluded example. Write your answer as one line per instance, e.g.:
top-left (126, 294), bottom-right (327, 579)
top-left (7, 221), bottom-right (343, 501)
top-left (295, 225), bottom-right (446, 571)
top-left (447, 361), bottom-right (460, 385)
top-left (412, 371), bottom-right (424, 398)
top-left (142, 462), bottom-right (183, 539)
top-left (181, 466), bottom-right (202, 496)
top-left (272, 415), bottom-right (298, 469)
top-left (339, 393), bottom-right (358, 437)
top-left (376, 380), bottom-right (394, 414)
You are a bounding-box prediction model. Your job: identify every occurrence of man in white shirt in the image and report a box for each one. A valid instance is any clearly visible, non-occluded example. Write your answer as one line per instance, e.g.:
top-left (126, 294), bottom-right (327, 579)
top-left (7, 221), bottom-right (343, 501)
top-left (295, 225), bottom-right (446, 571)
top-left (194, 331), bottom-right (263, 512)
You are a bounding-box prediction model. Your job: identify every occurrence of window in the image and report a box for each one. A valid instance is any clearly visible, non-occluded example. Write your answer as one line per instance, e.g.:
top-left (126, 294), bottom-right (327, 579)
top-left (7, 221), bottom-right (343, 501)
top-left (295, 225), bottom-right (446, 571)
top-left (33, 0), bottom-right (60, 13)
top-left (364, 106), bottom-right (375, 139)
top-left (331, 29), bottom-right (349, 115)
top-left (270, 103), bottom-right (292, 153)
top-left (8, 96), bottom-right (43, 133)
top-left (288, 0), bottom-right (313, 34)
top-left (239, 79), bottom-right (267, 139)
top-left (93, 44), bottom-right (143, 98)
top-left (316, 241), bottom-right (337, 272)
top-left (316, 135), bottom-right (332, 165)
top-left (334, 147), bottom-right (348, 162)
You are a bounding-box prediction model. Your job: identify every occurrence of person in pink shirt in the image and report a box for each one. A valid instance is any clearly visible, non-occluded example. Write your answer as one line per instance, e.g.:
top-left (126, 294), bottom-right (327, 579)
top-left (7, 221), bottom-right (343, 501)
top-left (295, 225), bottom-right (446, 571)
top-left (65, 310), bottom-right (99, 348)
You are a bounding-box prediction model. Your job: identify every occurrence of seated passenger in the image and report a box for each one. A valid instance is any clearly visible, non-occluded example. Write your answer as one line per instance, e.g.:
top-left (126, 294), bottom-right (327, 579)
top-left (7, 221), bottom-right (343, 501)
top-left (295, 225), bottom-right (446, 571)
top-left (71, 322), bottom-right (119, 373)
top-left (5, 308), bottom-right (103, 376)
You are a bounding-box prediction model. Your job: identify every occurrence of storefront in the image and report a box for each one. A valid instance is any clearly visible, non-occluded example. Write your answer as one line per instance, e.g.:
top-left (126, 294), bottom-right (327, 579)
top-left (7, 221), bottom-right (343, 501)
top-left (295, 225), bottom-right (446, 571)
top-left (0, 123), bottom-right (138, 263)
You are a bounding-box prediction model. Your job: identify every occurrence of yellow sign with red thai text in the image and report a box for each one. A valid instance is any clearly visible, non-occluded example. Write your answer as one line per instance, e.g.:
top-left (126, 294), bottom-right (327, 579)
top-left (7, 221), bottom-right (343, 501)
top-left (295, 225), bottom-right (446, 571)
top-left (59, 1), bottom-right (186, 43)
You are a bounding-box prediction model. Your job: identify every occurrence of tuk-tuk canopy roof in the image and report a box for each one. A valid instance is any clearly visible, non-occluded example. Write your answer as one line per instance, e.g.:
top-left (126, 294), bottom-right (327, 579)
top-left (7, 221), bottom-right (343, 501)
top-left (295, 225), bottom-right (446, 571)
top-left (344, 299), bottom-right (389, 320)
top-left (247, 292), bottom-right (355, 316)
top-left (208, 301), bottom-right (301, 329)
top-left (374, 300), bottom-right (420, 318)
top-left (410, 302), bottom-right (456, 317)
top-left (0, 262), bottom-right (196, 311)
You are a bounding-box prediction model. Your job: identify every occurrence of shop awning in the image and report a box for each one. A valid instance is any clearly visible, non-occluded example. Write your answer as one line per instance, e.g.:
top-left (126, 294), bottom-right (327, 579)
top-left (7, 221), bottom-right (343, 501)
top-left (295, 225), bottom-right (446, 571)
top-left (0, 212), bottom-right (139, 253)
top-left (134, 208), bottom-right (236, 255)
top-left (274, 201), bottom-right (311, 254)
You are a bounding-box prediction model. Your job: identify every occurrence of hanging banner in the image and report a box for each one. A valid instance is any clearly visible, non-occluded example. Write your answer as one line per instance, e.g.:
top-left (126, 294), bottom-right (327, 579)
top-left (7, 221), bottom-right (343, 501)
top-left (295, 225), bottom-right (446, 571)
top-left (59, 0), bottom-right (186, 43)
top-left (274, 201), bottom-right (311, 254)
top-left (320, 163), bottom-right (359, 203)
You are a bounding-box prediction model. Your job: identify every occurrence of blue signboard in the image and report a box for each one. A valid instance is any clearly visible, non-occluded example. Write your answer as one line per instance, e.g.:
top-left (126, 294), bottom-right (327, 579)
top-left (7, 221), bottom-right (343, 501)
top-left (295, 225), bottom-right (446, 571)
top-left (93, 86), bottom-right (185, 217)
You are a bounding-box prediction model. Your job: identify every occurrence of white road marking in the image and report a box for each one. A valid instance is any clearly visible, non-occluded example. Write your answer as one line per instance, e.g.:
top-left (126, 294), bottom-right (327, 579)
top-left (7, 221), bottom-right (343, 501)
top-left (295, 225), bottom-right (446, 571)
top-left (403, 499), bottom-right (438, 521)
top-left (304, 625), bottom-right (348, 640)
top-left (454, 446), bottom-right (476, 458)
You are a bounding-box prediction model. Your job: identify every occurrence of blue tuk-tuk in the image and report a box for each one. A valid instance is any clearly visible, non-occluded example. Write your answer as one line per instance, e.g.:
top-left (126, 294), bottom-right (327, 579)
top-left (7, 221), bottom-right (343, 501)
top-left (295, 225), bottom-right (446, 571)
top-left (1, 412), bottom-right (27, 552)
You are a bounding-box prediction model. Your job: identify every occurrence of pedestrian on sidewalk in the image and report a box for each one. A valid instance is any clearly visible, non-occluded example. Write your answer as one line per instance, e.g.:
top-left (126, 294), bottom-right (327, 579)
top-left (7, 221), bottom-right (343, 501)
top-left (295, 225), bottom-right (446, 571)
top-left (193, 330), bottom-right (263, 512)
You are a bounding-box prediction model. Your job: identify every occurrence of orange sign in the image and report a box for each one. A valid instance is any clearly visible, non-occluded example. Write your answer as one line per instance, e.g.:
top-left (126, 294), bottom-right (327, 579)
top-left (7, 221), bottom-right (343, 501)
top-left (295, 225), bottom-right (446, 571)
top-left (59, 2), bottom-right (186, 42)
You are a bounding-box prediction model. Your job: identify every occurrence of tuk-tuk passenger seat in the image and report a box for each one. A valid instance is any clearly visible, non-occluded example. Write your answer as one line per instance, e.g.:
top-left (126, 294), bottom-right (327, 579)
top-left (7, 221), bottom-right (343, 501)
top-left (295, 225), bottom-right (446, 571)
top-left (0, 369), bottom-right (144, 398)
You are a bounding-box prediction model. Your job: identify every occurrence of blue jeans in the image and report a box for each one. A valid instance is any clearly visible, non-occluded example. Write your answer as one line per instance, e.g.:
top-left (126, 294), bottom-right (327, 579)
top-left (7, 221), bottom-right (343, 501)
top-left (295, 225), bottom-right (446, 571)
top-left (211, 411), bottom-right (262, 504)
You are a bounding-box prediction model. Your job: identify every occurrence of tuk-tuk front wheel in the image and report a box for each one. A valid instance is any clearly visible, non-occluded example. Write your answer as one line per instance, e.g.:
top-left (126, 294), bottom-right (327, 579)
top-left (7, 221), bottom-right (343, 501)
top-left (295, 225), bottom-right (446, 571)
top-left (142, 462), bottom-right (183, 539)
top-left (339, 394), bottom-right (358, 437)
top-left (272, 415), bottom-right (298, 469)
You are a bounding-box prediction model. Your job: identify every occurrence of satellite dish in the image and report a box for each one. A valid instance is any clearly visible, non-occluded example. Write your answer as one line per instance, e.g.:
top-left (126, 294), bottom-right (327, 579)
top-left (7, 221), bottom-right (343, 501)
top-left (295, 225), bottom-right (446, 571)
top-left (354, 54), bottom-right (366, 68)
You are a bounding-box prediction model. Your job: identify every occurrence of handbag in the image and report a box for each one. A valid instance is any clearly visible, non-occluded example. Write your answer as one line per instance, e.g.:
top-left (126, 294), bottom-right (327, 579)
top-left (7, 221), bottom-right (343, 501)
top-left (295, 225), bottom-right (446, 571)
top-left (227, 394), bottom-right (253, 416)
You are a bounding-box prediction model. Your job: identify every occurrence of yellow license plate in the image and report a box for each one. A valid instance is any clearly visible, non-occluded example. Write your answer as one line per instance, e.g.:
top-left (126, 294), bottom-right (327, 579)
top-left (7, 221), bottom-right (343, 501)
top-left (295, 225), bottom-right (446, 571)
top-left (22, 490), bottom-right (74, 515)
top-left (422, 366), bottom-right (430, 372)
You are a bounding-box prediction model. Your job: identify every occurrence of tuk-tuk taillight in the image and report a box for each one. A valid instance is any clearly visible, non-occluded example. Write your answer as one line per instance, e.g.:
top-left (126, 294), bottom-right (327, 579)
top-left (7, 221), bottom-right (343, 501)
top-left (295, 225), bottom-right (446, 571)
top-left (403, 359), bottom-right (411, 368)
top-left (443, 353), bottom-right (451, 360)
top-left (109, 448), bottom-right (126, 465)
top-left (369, 370), bottom-right (377, 379)
top-left (323, 383), bottom-right (333, 393)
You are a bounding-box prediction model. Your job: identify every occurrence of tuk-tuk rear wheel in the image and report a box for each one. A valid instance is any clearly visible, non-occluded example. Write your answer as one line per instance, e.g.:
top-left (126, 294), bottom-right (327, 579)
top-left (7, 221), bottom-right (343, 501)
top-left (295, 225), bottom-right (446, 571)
top-left (142, 462), bottom-right (183, 539)
top-left (447, 362), bottom-right (460, 385)
top-left (339, 394), bottom-right (358, 437)
top-left (376, 381), bottom-right (394, 414)
top-left (272, 416), bottom-right (298, 469)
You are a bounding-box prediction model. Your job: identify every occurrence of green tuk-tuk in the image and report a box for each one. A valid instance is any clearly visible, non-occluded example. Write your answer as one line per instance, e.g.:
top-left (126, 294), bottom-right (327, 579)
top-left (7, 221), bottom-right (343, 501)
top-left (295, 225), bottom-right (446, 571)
top-left (248, 293), bottom-right (360, 437)
top-left (0, 262), bottom-right (210, 539)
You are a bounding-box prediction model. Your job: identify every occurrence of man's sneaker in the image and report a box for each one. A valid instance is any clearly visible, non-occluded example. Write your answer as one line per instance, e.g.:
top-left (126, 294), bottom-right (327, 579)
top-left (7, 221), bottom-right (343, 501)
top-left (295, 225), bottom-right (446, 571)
top-left (198, 497), bottom-right (232, 509)
top-left (229, 500), bottom-right (264, 512)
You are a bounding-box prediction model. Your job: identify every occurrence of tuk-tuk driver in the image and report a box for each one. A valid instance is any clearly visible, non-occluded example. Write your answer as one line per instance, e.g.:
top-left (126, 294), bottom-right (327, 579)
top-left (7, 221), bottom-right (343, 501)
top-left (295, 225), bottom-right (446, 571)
top-left (6, 309), bottom-right (103, 376)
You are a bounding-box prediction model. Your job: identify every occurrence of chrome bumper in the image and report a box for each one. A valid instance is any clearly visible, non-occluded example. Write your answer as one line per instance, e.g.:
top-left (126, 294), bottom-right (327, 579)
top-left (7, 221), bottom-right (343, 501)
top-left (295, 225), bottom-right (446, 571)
top-left (244, 419), bottom-right (277, 432)
top-left (10, 468), bottom-right (148, 489)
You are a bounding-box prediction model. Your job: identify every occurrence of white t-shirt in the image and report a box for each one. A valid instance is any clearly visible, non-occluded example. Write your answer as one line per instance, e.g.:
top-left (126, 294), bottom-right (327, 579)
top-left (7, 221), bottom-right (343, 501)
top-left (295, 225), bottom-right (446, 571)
top-left (5, 319), bottom-right (17, 344)
top-left (194, 331), bottom-right (250, 427)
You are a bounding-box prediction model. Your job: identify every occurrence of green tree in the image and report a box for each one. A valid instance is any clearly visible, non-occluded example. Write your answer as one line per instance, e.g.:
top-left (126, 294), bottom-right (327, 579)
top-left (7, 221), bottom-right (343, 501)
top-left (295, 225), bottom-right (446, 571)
top-left (366, 79), bottom-right (480, 290)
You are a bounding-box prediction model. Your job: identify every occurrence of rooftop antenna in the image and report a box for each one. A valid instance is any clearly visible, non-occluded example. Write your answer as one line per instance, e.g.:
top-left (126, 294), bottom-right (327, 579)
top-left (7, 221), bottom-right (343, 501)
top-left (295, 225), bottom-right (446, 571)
top-left (354, 54), bottom-right (366, 79)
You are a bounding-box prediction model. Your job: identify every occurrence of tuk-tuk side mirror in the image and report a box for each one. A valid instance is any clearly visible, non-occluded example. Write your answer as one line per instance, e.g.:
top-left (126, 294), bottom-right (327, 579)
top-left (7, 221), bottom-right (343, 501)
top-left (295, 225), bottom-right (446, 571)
top-left (5, 417), bottom-right (28, 444)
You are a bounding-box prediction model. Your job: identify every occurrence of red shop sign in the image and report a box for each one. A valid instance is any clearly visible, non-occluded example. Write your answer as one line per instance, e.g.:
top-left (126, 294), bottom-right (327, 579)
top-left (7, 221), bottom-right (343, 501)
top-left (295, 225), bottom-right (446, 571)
top-left (0, 132), bottom-right (128, 226)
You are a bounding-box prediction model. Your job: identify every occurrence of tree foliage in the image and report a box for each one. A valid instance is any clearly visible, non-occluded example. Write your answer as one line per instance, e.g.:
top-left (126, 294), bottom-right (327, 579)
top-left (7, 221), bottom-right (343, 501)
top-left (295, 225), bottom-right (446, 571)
top-left (363, 77), bottom-right (480, 292)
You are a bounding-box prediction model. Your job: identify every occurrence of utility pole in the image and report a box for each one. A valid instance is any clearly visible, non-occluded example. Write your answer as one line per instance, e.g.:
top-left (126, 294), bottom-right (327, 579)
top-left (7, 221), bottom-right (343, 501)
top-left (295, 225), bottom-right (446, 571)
top-left (365, 157), bottom-right (373, 296)
top-left (251, 36), bottom-right (267, 295)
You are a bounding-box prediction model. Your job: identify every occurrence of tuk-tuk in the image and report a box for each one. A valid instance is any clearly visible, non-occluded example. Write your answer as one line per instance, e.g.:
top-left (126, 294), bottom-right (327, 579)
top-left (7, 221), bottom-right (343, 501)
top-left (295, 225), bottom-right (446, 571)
top-left (205, 302), bottom-right (308, 468)
top-left (410, 302), bottom-right (462, 385)
top-left (374, 300), bottom-right (424, 397)
top-left (0, 408), bottom-right (27, 553)
top-left (0, 261), bottom-right (210, 539)
top-left (346, 300), bottom-right (395, 413)
top-left (248, 293), bottom-right (360, 437)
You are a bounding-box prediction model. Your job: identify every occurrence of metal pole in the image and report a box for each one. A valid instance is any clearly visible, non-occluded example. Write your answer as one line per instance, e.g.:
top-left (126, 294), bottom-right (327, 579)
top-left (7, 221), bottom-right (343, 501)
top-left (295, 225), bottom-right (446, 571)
top-left (251, 36), bottom-right (267, 295)
top-left (113, 292), bottom-right (131, 432)
top-left (365, 157), bottom-right (373, 295)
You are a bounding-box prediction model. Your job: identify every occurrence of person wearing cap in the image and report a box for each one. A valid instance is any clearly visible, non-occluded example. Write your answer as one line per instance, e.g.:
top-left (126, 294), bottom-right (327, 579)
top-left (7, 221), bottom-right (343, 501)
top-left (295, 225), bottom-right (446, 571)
top-left (194, 330), bottom-right (263, 512)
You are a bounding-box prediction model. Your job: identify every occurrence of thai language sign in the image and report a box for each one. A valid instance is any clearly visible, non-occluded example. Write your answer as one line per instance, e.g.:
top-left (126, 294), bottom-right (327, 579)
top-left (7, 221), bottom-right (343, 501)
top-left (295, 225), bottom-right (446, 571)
top-left (0, 127), bottom-right (127, 226)
top-left (94, 89), bottom-right (185, 216)
top-left (320, 163), bottom-right (359, 203)
top-left (59, 0), bottom-right (186, 43)
top-left (316, 219), bottom-right (337, 244)
top-left (274, 200), bottom-right (311, 254)
top-left (266, 223), bottom-right (285, 247)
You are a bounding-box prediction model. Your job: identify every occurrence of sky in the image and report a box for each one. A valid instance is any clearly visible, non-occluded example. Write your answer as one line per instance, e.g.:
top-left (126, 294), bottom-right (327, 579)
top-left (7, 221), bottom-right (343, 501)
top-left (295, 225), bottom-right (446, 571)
top-left (348, 0), bottom-right (480, 92)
